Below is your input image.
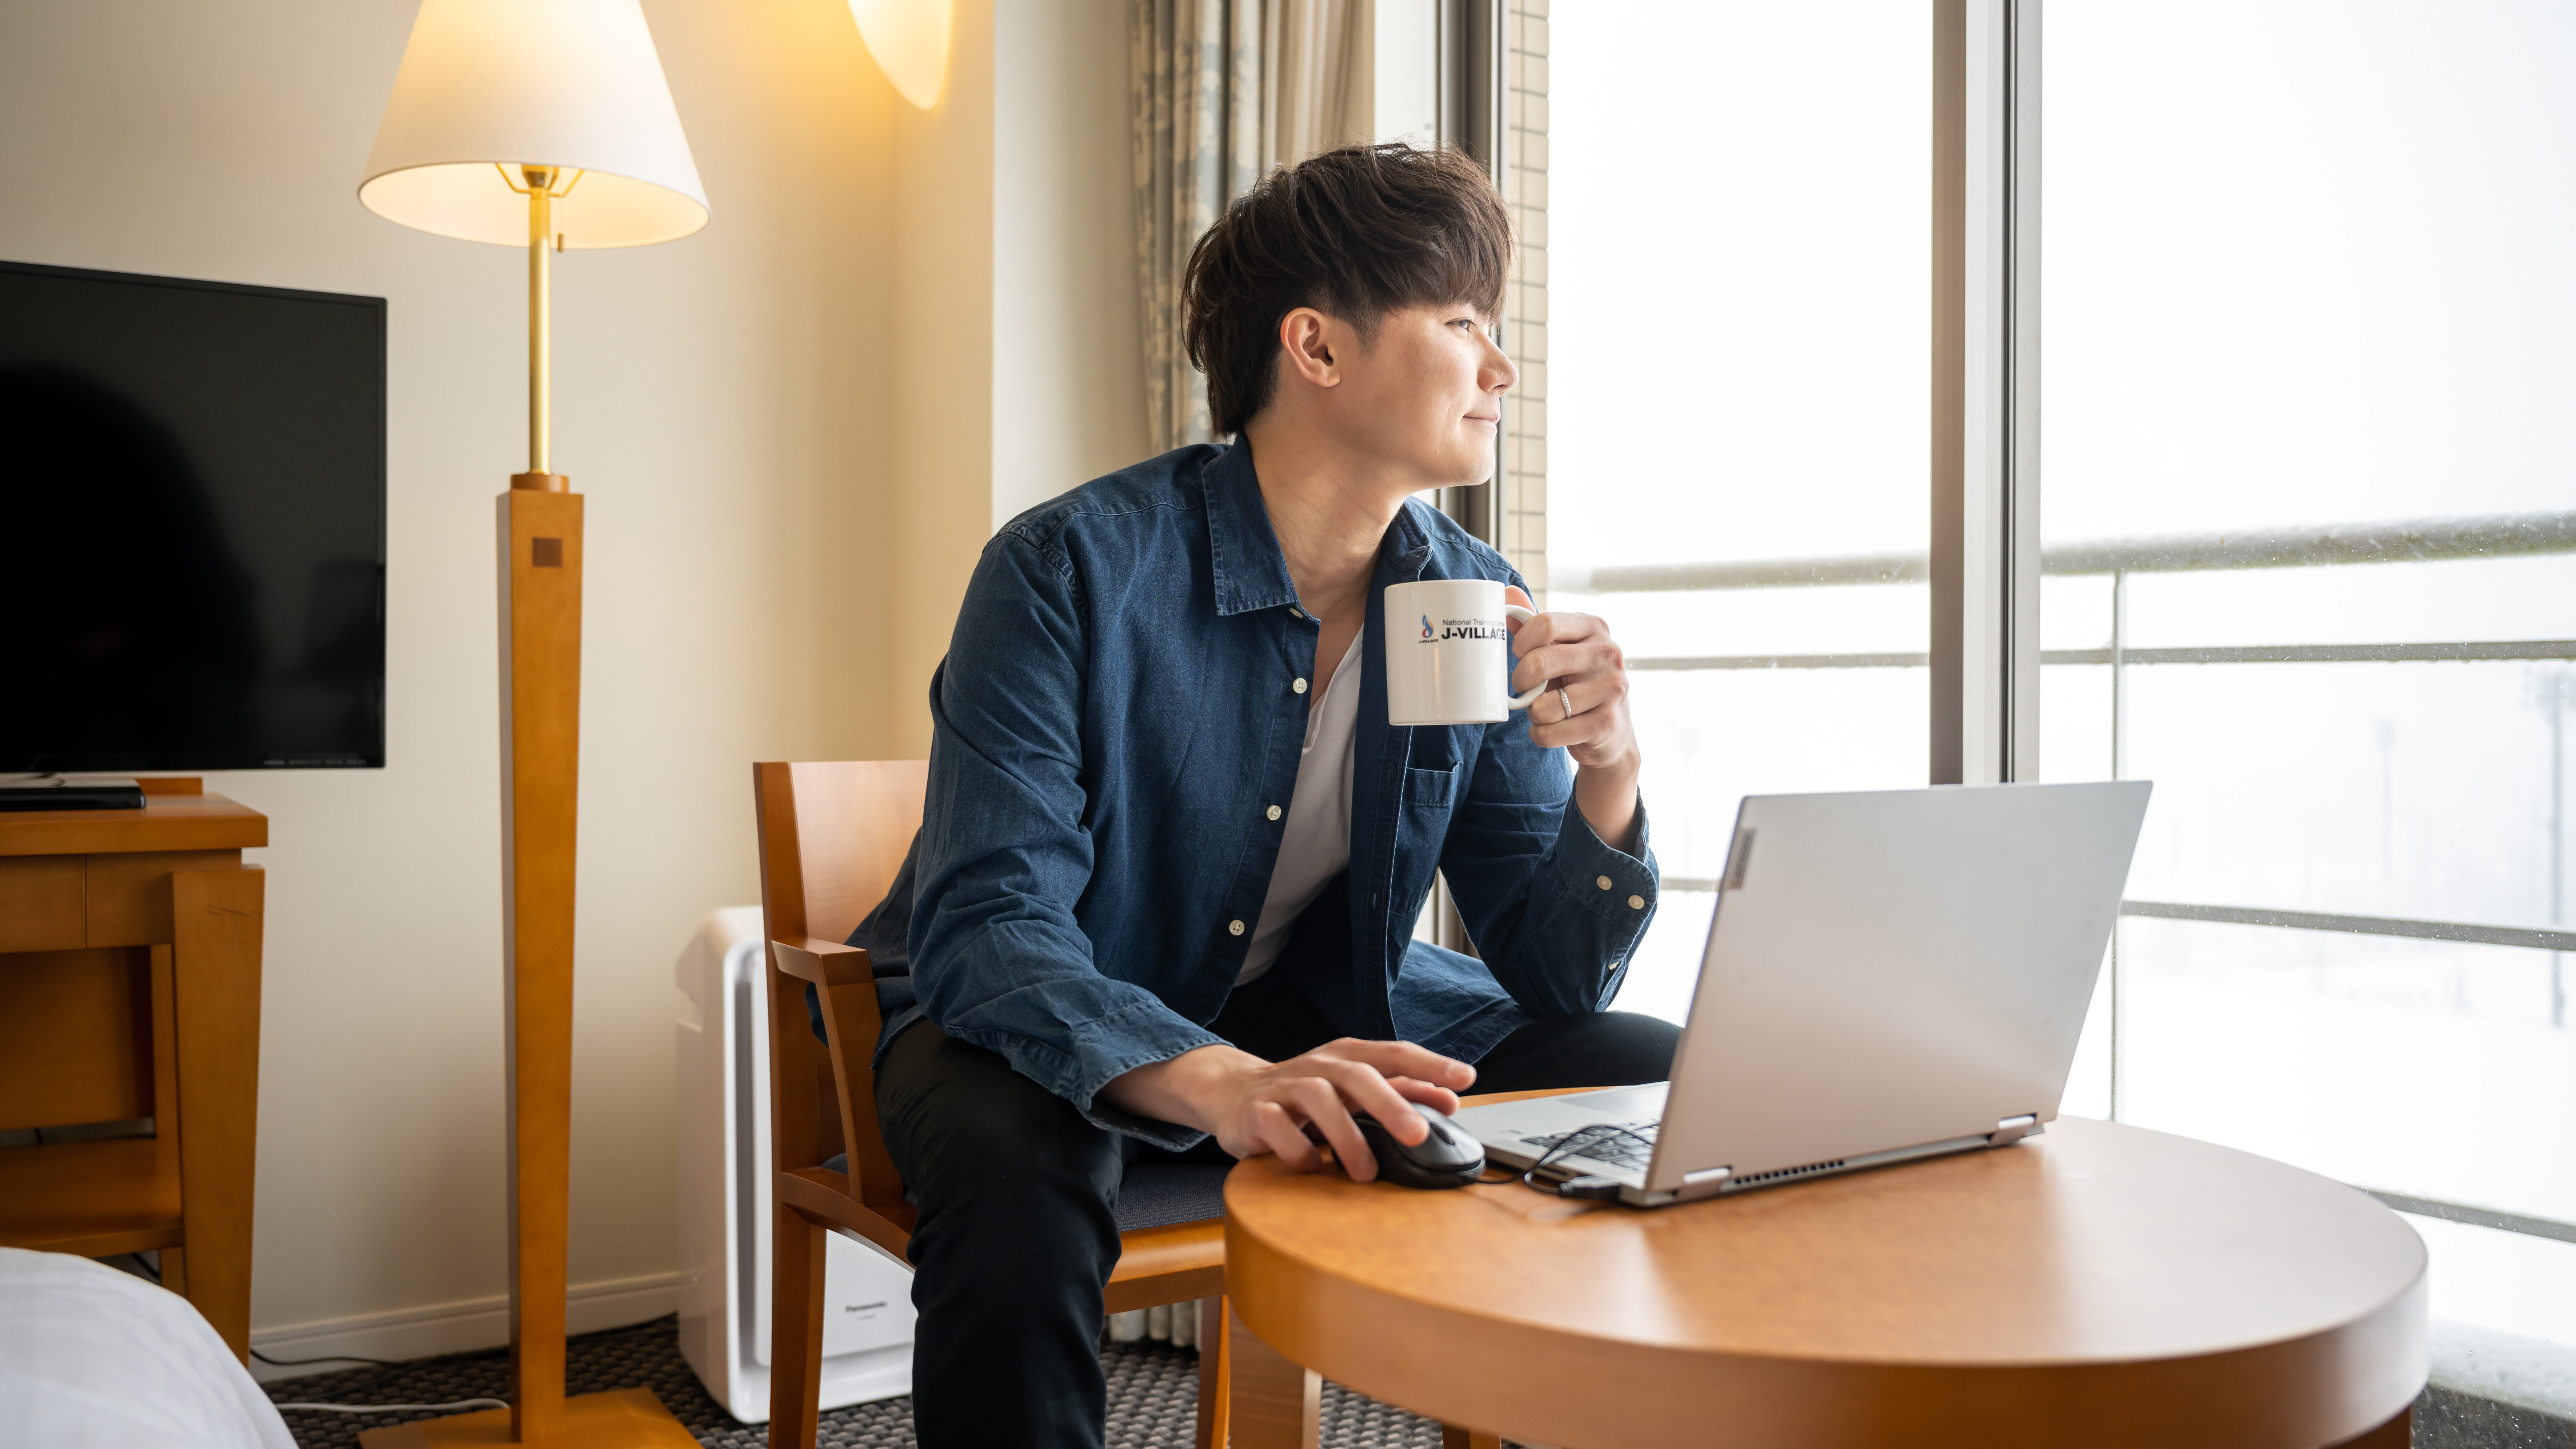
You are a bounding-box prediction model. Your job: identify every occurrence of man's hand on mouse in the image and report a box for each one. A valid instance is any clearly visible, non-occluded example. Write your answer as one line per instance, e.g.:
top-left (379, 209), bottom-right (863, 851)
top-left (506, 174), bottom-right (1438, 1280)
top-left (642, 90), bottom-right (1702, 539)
top-left (1100, 1039), bottom-right (1474, 1182)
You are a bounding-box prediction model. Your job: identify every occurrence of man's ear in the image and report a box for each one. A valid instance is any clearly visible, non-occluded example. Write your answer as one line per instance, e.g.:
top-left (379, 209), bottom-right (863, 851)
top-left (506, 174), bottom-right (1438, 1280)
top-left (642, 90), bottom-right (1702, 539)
top-left (1276, 306), bottom-right (1339, 391)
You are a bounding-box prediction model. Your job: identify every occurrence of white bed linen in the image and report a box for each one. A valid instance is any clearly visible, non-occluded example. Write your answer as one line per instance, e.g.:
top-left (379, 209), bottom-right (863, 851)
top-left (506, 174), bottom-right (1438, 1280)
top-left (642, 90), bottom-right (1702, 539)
top-left (0, 1247), bottom-right (295, 1449)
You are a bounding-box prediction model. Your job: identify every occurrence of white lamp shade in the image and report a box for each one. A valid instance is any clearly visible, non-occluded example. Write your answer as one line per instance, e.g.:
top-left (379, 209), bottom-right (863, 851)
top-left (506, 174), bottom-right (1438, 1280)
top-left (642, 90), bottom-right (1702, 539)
top-left (360, 0), bottom-right (708, 248)
top-left (851, 0), bottom-right (952, 110)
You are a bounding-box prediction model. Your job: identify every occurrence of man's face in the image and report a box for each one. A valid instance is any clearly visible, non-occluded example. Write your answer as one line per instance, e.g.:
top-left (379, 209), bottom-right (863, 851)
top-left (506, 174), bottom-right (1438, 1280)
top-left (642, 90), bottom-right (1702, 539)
top-left (1320, 301), bottom-right (1516, 491)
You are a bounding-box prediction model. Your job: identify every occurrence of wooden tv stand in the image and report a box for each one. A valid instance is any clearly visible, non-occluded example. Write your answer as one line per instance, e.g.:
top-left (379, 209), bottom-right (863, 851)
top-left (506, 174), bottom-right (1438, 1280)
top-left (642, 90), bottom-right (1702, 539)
top-left (0, 777), bottom-right (266, 1360)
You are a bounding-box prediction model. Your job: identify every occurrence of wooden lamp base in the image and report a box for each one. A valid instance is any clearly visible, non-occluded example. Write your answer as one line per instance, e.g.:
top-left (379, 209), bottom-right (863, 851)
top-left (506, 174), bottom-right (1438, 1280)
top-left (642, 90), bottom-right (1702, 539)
top-left (355, 1388), bottom-right (698, 1448)
top-left (359, 485), bottom-right (693, 1449)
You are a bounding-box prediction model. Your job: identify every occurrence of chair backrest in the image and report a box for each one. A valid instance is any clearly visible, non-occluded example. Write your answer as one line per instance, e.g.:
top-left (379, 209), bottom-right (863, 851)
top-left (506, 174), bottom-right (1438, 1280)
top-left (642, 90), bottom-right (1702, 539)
top-left (751, 761), bottom-right (927, 1192)
top-left (753, 761), bottom-right (926, 946)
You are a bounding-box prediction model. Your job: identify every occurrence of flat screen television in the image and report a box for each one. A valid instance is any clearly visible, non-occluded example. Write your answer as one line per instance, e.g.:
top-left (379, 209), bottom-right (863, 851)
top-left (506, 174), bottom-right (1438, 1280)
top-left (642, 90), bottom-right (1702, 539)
top-left (1, 260), bottom-right (387, 771)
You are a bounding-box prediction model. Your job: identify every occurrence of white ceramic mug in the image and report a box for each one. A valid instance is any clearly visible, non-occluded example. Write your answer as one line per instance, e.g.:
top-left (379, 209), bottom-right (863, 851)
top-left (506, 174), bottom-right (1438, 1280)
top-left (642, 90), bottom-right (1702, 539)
top-left (1383, 578), bottom-right (1549, 726)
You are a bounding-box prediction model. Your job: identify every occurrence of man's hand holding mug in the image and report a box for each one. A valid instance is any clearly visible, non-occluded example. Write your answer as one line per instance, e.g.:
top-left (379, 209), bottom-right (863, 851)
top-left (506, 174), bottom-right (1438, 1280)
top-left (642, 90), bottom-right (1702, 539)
top-left (1381, 578), bottom-right (1641, 852)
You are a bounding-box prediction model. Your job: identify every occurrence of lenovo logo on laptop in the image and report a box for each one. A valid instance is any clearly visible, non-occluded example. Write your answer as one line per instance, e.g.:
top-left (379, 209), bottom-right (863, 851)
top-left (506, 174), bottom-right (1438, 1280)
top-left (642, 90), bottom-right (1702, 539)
top-left (1723, 828), bottom-right (1756, 890)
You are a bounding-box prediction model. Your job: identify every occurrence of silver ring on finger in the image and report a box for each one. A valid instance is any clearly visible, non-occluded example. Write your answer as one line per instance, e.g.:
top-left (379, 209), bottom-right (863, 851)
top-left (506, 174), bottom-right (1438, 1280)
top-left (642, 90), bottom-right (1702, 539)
top-left (1558, 687), bottom-right (1578, 723)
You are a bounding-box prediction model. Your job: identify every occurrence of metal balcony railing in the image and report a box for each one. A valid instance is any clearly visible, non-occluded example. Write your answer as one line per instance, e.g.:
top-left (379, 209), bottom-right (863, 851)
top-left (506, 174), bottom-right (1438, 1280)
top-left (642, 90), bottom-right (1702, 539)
top-left (1555, 509), bottom-right (2576, 673)
top-left (1558, 509), bottom-right (2576, 1241)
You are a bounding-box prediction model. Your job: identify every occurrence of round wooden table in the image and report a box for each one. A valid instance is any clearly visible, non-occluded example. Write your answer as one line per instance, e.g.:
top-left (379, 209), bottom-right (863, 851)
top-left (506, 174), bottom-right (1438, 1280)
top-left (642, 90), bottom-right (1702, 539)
top-left (1221, 1113), bottom-right (2426, 1449)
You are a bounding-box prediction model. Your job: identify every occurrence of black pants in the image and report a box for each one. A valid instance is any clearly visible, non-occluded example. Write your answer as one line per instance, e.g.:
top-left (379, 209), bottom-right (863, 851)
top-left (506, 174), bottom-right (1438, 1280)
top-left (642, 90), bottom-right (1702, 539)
top-left (874, 970), bottom-right (1680, 1448)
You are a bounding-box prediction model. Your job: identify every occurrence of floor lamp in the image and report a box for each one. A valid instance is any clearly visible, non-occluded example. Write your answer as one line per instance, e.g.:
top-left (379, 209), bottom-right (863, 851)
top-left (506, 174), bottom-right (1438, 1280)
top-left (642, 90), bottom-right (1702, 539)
top-left (356, 2), bottom-right (707, 1444)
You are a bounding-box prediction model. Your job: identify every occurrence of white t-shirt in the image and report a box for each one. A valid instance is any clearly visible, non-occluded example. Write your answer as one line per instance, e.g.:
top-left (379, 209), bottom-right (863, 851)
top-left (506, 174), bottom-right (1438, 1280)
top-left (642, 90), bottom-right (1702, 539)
top-left (1235, 627), bottom-right (1364, 985)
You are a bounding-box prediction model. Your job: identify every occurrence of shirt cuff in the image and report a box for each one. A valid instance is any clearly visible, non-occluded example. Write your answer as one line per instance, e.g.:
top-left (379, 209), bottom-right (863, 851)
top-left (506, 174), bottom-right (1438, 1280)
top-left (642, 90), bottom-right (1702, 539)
top-left (1551, 793), bottom-right (1659, 926)
top-left (980, 998), bottom-right (1226, 1152)
top-left (1081, 1098), bottom-right (1212, 1153)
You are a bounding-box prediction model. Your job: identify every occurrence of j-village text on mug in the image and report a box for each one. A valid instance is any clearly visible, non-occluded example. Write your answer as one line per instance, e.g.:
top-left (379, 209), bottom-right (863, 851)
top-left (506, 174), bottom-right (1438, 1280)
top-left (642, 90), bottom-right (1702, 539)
top-left (1418, 614), bottom-right (1511, 642)
top-left (1385, 578), bottom-right (1545, 725)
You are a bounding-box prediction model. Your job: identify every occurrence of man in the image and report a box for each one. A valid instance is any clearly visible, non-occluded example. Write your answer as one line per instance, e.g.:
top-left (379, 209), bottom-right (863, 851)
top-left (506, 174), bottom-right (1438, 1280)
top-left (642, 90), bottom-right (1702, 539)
top-left (848, 143), bottom-right (1674, 1446)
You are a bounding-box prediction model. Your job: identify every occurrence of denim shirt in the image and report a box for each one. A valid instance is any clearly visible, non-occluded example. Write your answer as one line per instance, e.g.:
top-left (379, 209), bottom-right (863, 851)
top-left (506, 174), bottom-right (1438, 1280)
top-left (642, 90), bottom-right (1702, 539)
top-left (856, 439), bottom-right (1659, 1149)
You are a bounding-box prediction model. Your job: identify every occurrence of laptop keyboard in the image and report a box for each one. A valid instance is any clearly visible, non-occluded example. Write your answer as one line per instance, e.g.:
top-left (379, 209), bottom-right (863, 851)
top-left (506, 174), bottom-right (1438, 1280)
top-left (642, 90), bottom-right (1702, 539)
top-left (1520, 1121), bottom-right (1657, 1172)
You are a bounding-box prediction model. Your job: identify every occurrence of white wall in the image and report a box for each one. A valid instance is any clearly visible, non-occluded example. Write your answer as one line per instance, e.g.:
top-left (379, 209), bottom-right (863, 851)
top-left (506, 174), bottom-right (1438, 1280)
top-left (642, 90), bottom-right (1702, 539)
top-left (994, 0), bottom-right (1152, 528)
top-left (886, 0), bottom-right (1147, 759)
top-left (0, 0), bottom-right (907, 1357)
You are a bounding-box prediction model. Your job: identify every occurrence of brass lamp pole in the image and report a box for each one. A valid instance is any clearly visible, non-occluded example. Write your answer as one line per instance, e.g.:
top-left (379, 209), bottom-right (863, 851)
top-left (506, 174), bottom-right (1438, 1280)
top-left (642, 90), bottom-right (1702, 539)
top-left (504, 164), bottom-right (583, 478)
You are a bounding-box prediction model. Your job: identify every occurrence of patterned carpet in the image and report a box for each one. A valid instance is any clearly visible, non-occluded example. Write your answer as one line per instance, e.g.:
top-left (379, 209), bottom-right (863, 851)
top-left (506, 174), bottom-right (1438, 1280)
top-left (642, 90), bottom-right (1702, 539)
top-left (261, 1315), bottom-right (1457, 1449)
top-left (254, 1311), bottom-right (2520, 1449)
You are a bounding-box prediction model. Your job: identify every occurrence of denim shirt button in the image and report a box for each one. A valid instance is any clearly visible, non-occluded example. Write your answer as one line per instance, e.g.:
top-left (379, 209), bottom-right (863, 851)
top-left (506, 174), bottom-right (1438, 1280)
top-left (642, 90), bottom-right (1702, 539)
top-left (1628, 895), bottom-right (1647, 910)
top-left (1596, 875), bottom-right (1612, 890)
top-left (1228, 919), bottom-right (1246, 936)
top-left (1292, 677), bottom-right (1308, 694)
top-left (1266, 805), bottom-right (1282, 821)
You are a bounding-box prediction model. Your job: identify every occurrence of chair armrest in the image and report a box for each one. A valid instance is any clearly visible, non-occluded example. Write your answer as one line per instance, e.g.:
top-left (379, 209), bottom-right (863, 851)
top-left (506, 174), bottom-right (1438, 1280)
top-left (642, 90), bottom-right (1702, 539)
top-left (772, 937), bottom-right (872, 987)
top-left (781, 936), bottom-right (907, 1216)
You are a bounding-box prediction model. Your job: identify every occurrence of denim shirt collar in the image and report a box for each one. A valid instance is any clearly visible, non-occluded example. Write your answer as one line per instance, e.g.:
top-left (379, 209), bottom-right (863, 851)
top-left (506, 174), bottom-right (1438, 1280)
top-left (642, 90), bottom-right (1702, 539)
top-left (1202, 438), bottom-right (1434, 617)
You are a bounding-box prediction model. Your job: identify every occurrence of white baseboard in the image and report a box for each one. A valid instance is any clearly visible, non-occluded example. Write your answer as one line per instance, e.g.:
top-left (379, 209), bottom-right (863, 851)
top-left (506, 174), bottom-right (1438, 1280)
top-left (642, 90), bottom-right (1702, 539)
top-left (247, 1272), bottom-right (680, 1384)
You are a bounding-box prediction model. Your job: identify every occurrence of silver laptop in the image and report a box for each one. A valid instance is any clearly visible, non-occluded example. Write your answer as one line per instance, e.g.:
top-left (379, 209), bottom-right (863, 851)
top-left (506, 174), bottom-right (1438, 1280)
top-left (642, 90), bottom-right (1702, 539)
top-left (1458, 781), bottom-right (2151, 1207)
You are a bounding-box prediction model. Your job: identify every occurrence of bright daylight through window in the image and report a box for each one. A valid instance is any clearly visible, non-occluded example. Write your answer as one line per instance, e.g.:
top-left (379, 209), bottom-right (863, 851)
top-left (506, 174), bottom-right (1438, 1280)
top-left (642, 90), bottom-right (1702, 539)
top-left (1550, 0), bottom-right (1930, 1026)
top-left (1551, 0), bottom-right (2575, 1371)
top-left (2045, 0), bottom-right (2576, 1359)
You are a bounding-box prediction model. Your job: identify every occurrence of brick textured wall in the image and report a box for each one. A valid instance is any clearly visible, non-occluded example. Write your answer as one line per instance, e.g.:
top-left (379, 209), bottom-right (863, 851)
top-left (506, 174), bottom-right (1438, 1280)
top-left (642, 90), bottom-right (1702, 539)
top-left (1503, 0), bottom-right (1549, 603)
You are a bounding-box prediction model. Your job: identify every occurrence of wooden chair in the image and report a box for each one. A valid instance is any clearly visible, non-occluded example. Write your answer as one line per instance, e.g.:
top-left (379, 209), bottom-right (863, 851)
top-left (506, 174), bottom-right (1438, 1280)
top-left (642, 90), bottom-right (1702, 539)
top-left (752, 761), bottom-right (1243, 1448)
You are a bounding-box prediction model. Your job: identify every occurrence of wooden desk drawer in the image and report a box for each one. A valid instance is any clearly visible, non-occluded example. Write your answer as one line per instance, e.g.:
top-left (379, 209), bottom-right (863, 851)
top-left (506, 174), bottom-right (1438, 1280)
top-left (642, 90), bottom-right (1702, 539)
top-left (86, 851), bottom-right (240, 947)
top-left (0, 857), bottom-right (84, 953)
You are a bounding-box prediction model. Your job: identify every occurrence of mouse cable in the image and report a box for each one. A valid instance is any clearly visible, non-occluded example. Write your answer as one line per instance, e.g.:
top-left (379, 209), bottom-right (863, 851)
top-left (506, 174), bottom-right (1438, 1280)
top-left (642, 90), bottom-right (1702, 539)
top-left (1520, 1123), bottom-right (1658, 1199)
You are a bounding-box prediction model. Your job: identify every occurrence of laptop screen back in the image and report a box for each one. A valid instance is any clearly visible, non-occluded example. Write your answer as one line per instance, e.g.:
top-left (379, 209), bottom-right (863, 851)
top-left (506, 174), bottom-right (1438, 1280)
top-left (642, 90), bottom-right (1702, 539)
top-left (1648, 782), bottom-right (2151, 1193)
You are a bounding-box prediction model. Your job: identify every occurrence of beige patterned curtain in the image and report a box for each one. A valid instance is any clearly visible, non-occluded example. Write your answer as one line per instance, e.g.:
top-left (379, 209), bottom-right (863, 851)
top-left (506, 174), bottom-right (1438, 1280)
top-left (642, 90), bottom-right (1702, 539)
top-left (1267, 0), bottom-right (1368, 169)
top-left (1131, 0), bottom-right (1365, 452)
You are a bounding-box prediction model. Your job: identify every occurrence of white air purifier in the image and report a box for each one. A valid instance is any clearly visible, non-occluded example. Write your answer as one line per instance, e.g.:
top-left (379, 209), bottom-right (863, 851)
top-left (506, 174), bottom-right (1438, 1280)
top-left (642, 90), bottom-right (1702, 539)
top-left (676, 907), bottom-right (915, 1422)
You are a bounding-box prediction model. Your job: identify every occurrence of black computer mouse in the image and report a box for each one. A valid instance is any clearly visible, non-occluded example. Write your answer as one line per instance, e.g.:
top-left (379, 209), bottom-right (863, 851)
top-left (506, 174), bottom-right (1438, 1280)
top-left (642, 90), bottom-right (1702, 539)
top-left (1351, 1102), bottom-right (1485, 1189)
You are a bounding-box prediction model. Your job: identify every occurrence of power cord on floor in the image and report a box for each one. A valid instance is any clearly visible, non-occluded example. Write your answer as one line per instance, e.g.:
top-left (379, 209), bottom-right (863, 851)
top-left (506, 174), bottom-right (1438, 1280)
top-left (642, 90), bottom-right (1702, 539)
top-left (252, 1347), bottom-right (402, 1369)
top-left (271, 1399), bottom-right (508, 1415)
top-left (259, 1312), bottom-right (685, 1414)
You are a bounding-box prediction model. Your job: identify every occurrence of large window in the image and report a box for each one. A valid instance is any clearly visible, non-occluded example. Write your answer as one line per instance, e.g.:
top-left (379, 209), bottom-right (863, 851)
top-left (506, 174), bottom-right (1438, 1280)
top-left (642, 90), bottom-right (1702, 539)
top-left (1543, 0), bottom-right (2576, 1373)
top-left (1549, 0), bottom-right (1929, 1023)
top-left (2046, 0), bottom-right (2576, 1359)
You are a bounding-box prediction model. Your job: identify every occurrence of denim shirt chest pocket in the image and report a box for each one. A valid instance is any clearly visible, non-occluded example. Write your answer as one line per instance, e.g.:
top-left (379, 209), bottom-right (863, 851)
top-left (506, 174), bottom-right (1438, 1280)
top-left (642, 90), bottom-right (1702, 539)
top-left (1402, 764), bottom-right (1460, 825)
top-left (1398, 729), bottom-right (1471, 869)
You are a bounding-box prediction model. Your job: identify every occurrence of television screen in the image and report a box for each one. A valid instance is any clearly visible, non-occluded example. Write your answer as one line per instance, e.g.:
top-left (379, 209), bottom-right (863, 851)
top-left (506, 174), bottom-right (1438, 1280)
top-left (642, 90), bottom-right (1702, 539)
top-left (1, 260), bottom-right (386, 771)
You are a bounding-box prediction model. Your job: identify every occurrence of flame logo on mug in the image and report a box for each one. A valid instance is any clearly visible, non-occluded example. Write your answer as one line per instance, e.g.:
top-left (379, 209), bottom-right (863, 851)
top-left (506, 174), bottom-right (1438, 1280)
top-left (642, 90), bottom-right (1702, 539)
top-left (1420, 614), bottom-right (1436, 641)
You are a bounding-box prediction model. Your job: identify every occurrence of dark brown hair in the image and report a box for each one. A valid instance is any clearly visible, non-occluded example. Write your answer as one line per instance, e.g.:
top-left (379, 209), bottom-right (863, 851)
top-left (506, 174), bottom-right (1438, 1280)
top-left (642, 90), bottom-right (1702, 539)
top-left (1182, 143), bottom-right (1512, 436)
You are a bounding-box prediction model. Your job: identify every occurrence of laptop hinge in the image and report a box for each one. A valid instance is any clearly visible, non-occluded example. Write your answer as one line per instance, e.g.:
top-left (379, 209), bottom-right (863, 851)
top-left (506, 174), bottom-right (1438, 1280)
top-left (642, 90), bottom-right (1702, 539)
top-left (1988, 1114), bottom-right (2042, 1147)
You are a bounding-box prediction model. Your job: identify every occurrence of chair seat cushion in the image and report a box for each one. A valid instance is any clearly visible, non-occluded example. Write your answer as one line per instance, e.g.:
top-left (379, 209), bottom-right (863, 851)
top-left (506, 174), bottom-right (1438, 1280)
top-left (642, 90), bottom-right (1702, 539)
top-left (1113, 1160), bottom-right (1231, 1233)
top-left (817, 1154), bottom-right (1229, 1234)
